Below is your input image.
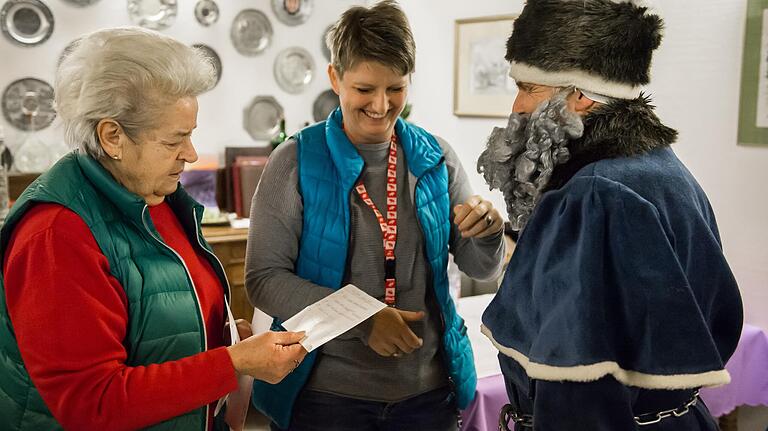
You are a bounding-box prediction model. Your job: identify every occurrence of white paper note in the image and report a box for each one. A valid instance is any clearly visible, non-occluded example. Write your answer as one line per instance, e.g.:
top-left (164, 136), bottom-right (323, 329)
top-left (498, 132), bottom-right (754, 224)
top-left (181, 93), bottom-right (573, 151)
top-left (282, 284), bottom-right (386, 352)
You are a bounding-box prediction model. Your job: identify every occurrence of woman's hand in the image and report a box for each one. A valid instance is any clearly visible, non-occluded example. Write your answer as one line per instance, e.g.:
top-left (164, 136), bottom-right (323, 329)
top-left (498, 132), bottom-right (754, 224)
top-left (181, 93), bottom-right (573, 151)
top-left (227, 331), bottom-right (307, 384)
top-left (454, 195), bottom-right (503, 239)
top-left (367, 307), bottom-right (424, 357)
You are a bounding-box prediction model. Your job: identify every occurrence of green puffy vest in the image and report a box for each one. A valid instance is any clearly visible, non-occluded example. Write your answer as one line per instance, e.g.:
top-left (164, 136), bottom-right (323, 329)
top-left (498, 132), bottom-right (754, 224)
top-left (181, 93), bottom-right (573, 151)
top-left (0, 152), bottom-right (229, 430)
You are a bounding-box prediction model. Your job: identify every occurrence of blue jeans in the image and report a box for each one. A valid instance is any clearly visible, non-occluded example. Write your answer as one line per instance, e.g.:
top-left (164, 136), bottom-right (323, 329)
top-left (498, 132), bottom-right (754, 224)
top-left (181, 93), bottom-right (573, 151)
top-left (272, 386), bottom-right (458, 431)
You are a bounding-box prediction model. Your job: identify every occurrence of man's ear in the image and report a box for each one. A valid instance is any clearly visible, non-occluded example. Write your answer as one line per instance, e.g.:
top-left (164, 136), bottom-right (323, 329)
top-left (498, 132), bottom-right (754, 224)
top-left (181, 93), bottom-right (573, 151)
top-left (96, 119), bottom-right (124, 159)
top-left (571, 90), bottom-right (597, 116)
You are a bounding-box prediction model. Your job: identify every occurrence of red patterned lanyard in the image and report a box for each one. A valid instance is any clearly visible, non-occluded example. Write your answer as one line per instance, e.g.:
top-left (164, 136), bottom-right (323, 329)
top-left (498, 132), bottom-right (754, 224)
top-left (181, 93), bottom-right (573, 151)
top-left (354, 134), bottom-right (398, 306)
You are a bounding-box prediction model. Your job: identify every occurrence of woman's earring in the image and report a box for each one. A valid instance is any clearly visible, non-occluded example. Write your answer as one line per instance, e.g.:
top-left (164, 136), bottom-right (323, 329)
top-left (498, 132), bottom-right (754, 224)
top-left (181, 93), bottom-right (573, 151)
top-left (111, 154), bottom-right (121, 160)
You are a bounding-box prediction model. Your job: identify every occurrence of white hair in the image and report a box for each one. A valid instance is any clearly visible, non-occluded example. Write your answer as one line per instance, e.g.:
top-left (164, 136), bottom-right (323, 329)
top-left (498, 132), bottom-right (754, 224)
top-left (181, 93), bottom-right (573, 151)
top-left (54, 26), bottom-right (215, 159)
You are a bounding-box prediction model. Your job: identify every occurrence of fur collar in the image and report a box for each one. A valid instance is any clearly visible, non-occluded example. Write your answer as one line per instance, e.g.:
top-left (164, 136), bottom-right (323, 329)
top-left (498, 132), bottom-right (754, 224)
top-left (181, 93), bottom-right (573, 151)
top-left (544, 94), bottom-right (677, 191)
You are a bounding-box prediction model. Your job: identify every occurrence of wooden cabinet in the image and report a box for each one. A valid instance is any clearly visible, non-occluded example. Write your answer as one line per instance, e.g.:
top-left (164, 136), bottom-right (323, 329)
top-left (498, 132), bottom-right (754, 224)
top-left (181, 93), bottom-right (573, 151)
top-left (202, 226), bottom-right (253, 322)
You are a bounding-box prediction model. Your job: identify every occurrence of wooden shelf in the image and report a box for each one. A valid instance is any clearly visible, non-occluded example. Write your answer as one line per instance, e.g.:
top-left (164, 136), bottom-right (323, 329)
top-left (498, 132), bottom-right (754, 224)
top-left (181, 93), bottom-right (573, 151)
top-left (8, 172), bottom-right (40, 201)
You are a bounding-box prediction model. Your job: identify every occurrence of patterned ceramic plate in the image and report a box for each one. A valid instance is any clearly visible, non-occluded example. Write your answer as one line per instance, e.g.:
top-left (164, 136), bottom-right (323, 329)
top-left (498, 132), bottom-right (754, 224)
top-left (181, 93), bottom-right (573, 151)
top-left (312, 89), bottom-right (339, 122)
top-left (271, 0), bottom-right (312, 26)
top-left (126, 0), bottom-right (177, 31)
top-left (194, 0), bottom-right (218, 27)
top-left (0, 0), bottom-right (54, 47)
top-left (192, 43), bottom-right (222, 88)
top-left (60, 0), bottom-right (101, 6)
top-left (2, 77), bottom-right (56, 131)
top-left (231, 9), bottom-right (272, 56)
top-left (274, 47), bottom-right (314, 94)
top-left (243, 96), bottom-right (283, 140)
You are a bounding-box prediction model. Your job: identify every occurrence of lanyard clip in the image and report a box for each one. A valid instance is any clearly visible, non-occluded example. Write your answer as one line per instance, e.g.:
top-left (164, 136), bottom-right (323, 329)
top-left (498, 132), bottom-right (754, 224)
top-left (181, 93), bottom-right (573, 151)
top-left (384, 258), bottom-right (396, 280)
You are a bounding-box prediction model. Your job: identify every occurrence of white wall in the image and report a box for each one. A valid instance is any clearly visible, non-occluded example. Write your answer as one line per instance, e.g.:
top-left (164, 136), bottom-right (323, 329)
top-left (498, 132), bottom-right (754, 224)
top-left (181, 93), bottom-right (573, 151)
top-left (0, 0), bottom-right (362, 161)
top-left (399, 0), bottom-right (768, 331)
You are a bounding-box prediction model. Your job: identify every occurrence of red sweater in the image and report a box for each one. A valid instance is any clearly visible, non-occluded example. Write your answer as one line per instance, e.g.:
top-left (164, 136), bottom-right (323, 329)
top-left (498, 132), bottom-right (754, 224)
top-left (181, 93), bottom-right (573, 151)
top-left (3, 202), bottom-right (238, 430)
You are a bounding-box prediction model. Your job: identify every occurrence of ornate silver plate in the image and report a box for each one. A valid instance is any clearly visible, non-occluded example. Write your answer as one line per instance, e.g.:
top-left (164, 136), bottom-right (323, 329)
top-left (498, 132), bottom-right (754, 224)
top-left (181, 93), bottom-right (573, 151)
top-left (126, 0), bottom-right (177, 31)
top-left (2, 77), bottom-right (56, 131)
top-left (194, 0), bottom-right (218, 27)
top-left (60, 0), bottom-right (101, 6)
top-left (274, 47), bottom-right (314, 94)
top-left (1, 0), bottom-right (54, 47)
top-left (192, 43), bottom-right (222, 88)
top-left (243, 96), bottom-right (283, 140)
top-left (271, 0), bottom-right (312, 26)
top-left (321, 24), bottom-right (332, 62)
top-left (312, 89), bottom-right (339, 122)
top-left (231, 9), bottom-right (272, 56)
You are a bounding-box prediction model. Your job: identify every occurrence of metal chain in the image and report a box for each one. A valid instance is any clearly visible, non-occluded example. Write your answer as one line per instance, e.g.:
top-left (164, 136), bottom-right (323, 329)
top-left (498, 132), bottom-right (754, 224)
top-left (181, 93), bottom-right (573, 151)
top-left (497, 390), bottom-right (701, 430)
top-left (499, 404), bottom-right (534, 430)
top-left (634, 390), bottom-right (700, 426)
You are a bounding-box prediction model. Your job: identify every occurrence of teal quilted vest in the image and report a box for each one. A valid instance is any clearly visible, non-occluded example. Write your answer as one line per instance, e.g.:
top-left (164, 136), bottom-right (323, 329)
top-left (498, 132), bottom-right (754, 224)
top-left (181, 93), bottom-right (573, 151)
top-left (251, 109), bottom-right (477, 429)
top-left (0, 152), bottom-right (229, 430)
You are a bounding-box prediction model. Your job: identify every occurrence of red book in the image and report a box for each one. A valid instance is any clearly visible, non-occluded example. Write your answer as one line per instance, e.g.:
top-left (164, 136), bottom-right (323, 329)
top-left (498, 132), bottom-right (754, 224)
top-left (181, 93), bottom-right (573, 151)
top-left (234, 156), bottom-right (269, 218)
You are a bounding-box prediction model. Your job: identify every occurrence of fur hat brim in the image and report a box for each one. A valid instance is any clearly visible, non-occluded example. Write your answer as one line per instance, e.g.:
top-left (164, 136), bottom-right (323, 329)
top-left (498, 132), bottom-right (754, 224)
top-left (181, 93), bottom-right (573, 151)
top-left (507, 0), bottom-right (664, 100)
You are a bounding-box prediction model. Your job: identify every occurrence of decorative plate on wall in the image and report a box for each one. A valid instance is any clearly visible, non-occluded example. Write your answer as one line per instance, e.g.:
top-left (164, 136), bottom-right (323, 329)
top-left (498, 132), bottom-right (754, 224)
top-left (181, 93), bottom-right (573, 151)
top-left (243, 96), bottom-right (283, 140)
top-left (192, 43), bottom-right (222, 88)
top-left (231, 9), bottom-right (272, 56)
top-left (274, 47), bottom-right (314, 94)
top-left (312, 89), bottom-right (339, 122)
top-left (1, 77), bottom-right (56, 131)
top-left (127, 0), bottom-right (177, 31)
top-left (321, 24), bottom-right (332, 62)
top-left (0, 0), bottom-right (54, 47)
top-left (271, 0), bottom-right (312, 26)
top-left (194, 0), bottom-right (218, 27)
top-left (60, 0), bottom-right (101, 7)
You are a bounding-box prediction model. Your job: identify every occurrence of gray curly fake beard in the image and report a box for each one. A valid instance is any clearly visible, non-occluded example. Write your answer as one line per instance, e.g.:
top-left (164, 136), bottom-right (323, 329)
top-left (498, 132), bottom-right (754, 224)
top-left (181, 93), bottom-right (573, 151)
top-left (477, 90), bottom-right (585, 232)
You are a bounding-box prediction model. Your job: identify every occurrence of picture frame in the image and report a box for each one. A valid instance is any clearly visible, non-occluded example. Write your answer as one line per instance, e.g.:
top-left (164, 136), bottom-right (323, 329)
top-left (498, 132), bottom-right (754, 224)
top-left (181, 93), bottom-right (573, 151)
top-left (738, 0), bottom-right (768, 147)
top-left (453, 14), bottom-right (517, 118)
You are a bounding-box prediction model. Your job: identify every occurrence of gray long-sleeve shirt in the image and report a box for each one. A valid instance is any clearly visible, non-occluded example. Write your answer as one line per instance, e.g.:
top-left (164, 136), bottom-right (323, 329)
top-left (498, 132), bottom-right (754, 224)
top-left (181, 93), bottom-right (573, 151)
top-left (245, 136), bottom-right (504, 402)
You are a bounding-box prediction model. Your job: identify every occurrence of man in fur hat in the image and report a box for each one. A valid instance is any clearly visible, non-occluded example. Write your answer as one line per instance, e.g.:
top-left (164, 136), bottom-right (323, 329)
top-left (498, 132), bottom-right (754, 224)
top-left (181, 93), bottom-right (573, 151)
top-left (477, 0), bottom-right (743, 429)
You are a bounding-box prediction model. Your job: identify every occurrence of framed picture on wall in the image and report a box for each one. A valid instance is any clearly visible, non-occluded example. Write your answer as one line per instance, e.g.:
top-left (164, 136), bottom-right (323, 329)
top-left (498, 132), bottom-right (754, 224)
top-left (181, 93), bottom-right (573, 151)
top-left (453, 14), bottom-right (517, 118)
top-left (738, 0), bottom-right (768, 146)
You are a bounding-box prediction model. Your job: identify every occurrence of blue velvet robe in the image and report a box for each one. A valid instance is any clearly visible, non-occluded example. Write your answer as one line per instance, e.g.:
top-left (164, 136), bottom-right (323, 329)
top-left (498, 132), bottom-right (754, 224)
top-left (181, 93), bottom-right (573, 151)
top-left (483, 147), bottom-right (743, 430)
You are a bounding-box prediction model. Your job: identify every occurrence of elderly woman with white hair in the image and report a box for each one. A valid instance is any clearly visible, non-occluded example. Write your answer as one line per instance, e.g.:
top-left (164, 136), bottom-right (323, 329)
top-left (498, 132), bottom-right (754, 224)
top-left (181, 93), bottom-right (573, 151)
top-left (0, 27), bottom-right (306, 431)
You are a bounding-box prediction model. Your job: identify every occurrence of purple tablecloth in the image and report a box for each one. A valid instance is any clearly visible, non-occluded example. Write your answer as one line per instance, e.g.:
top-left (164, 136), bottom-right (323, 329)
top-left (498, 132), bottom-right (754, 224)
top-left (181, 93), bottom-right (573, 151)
top-left (460, 324), bottom-right (768, 430)
top-left (700, 324), bottom-right (768, 417)
top-left (461, 374), bottom-right (506, 431)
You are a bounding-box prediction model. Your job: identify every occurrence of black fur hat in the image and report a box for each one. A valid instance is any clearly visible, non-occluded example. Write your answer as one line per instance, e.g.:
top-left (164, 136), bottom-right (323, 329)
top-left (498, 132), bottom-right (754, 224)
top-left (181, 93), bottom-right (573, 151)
top-left (507, 0), bottom-right (664, 99)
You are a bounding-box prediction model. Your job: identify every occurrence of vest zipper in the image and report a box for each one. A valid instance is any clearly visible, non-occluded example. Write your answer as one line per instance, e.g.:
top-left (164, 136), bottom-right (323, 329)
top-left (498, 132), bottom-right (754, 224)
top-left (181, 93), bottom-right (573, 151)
top-left (191, 207), bottom-right (236, 426)
top-left (191, 207), bottom-right (233, 303)
top-left (342, 168), bottom-right (366, 279)
top-left (412, 163), bottom-right (447, 335)
top-left (413, 161), bottom-right (463, 428)
top-left (141, 204), bottom-right (210, 431)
